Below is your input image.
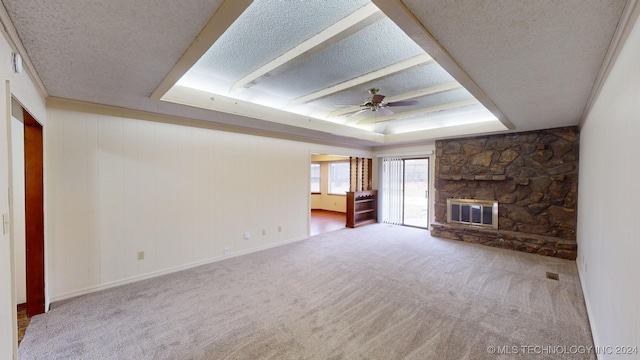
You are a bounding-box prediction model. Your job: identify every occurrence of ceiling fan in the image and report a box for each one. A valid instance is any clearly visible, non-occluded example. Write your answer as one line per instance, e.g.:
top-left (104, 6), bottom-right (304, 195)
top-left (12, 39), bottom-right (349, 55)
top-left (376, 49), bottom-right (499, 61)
top-left (339, 88), bottom-right (418, 117)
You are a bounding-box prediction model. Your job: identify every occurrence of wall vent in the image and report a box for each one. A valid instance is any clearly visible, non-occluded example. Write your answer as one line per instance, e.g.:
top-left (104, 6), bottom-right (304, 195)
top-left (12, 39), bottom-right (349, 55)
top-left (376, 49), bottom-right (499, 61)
top-left (546, 272), bottom-right (560, 281)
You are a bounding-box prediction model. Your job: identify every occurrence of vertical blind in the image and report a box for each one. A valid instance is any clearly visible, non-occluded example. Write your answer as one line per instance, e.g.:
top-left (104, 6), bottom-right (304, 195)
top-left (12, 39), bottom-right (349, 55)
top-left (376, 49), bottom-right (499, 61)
top-left (381, 157), bottom-right (404, 224)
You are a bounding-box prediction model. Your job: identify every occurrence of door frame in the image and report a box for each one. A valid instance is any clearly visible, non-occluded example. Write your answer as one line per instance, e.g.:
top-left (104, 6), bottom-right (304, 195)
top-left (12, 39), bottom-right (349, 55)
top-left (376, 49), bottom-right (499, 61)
top-left (379, 154), bottom-right (434, 229)
top-left (400, 157), bottom-right (430, 229)
top-left (9, 97), bottom-right (45, 318)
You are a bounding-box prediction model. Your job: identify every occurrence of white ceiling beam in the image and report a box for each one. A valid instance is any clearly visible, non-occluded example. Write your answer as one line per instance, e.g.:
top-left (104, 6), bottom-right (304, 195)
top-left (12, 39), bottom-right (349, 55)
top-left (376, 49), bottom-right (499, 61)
top-left (289, 53), bottom-right (434, 106)
top-left (150, 0), bottom-right (253, 100)
top-left (329, 80), bottom-right (462, 117)
top-left (372, 0), bottom-right (514, 130)
top-left (231, 2), bottom-right (383, 92)
top-left (357, 98), bottom-right (480, 125)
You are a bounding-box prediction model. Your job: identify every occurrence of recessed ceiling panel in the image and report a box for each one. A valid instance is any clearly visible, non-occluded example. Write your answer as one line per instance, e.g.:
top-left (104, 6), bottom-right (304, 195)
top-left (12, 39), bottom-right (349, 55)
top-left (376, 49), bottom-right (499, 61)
top-left (251, 17), bottom-right (425, 98)
top-left (187, 0), bottom-right (371, 83)
top-left (309, 62), bottom-right (457, 109)
top-left (164, 0), bottom-right (507, 144)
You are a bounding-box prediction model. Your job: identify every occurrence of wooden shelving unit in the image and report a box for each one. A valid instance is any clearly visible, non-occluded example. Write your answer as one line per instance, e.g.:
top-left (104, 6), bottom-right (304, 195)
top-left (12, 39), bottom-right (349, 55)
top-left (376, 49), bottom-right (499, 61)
top-left (346, 190), bottom-right (377, 228)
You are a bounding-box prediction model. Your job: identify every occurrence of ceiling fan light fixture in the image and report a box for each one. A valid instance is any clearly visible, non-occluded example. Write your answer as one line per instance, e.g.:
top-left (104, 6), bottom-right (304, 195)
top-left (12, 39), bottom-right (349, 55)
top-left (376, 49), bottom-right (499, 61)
top-left (338, 88), bottom-right (415, 117)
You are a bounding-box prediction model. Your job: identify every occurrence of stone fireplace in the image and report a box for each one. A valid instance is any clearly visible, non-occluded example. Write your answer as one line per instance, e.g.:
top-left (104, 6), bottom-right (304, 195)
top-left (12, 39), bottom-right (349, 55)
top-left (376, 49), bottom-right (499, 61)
top-left (431, 127), bottom-right (579, 260)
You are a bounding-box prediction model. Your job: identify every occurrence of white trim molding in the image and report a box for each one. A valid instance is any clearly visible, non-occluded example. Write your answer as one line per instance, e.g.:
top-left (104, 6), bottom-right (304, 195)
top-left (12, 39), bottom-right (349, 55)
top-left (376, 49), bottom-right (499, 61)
top-left (580, 0), bottom-right (640, 127)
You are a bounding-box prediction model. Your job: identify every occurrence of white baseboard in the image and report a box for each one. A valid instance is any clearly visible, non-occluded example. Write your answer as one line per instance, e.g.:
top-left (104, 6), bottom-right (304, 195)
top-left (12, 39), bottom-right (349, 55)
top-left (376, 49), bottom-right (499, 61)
top-left (577, 258), bottom-right (601, 360)
top-left (49, 235), bottom-right (308, 303)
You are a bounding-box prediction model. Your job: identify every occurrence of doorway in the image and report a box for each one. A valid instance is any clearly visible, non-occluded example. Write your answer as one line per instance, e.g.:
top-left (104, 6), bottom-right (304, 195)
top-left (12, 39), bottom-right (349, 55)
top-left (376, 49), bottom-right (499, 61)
top-left (381, 157), bottom-right (430, 229)
top-left (11, 99), bottom-right (45, 318)
top-left (309, 154), bottom-right (349, 235)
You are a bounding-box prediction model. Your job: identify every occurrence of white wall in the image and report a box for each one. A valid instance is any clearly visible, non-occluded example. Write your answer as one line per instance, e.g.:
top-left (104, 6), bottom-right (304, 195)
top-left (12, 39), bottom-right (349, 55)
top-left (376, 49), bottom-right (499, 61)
top-left (0, 32), bottom-right (47, 360)
top-left (10, 117), bottom-right (25, 304)
top-left (46, 98), bottom-right (372, 301)
top-left (577, 9), bottom-right (640, 359)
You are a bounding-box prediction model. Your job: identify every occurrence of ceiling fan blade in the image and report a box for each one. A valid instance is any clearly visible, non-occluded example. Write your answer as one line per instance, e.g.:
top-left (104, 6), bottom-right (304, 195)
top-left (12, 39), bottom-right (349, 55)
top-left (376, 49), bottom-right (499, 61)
top-left (346, 109), bottom-right (368, 117)
top-left (372, 94), bottom-right (385, 103)
top-left (334, 104), bottom-right (360, 108)
top-left (377, 107), bottom-right (394, 116)
top-left (387, 100), bottom-right (418, 107)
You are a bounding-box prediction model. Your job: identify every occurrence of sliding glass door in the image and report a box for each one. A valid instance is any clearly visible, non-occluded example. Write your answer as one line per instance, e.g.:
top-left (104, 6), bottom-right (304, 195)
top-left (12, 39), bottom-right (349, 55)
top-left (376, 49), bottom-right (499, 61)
top-left (381, 157), bottom-right (429, 228)
top-left (402, 159), bottom-right (429, 228)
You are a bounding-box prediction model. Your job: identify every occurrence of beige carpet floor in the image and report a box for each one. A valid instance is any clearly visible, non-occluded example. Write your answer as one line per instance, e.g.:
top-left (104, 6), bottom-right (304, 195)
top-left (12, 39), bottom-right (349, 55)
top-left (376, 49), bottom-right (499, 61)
top-left (18, 224), bottom-right (594, 359)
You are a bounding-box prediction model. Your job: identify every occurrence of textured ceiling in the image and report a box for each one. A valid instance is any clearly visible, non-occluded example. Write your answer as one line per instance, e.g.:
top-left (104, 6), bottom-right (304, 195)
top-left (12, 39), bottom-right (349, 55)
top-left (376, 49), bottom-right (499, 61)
top-left (0, 0), bottom-right (628, 147)
top-left (171, 0), bottom-right (504, 141)
top-left (402, 0), bottom-right (627, 130)
top-left (2, 0), bottom-right (224, 103)
top-left (189, 0), bottom-right (371, 83)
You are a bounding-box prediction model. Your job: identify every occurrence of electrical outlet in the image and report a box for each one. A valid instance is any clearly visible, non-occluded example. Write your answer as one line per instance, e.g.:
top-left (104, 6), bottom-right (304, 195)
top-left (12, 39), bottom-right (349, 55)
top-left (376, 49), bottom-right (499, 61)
top-left (2, 213), bottom-right (9, 235)
top-left (244, 232), bottom-right (251, 240)
top-left (278, 226), bottom-right (282, 232)
top-left (262, 229), bottom-right (266, 236)
top-left (224, 247), bottom-right (230, 255)
top-left (137, 251), bottom-right (144, 260)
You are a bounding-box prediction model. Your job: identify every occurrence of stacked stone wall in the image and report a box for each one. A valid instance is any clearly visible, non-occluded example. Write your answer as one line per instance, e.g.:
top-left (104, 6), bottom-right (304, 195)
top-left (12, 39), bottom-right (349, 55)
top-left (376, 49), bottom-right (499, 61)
top-left (432, 127), bottom-right (579, 259)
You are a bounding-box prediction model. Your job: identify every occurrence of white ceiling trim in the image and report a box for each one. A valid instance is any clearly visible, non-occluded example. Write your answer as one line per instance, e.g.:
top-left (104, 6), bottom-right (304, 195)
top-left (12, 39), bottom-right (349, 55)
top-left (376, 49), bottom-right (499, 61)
top-left (288, 53), bottom-right (433, 106)
top-left (329, 80), bottom-right (462, 117)
top-left (579, 0), bottom-right (639, 127)
top-left (375, 150), bottom-right (433, 157)
top-left (150, 0), bottom-right (252, 101)
top-left (384, 120), bottom-right (508, 144)
top-left (231, 2), bottom-right (383, 92)
top-left (374, 0), bottom-right (514, 130)
top-left (162, 84), bottom-right (386, 143)
top-left (357, 98), bottom-right (480, 125)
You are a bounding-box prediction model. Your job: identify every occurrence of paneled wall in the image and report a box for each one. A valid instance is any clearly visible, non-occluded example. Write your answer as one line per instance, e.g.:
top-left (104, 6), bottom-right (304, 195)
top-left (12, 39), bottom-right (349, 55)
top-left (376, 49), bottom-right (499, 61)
top-left (46, 99), bottom-right (371, 301)
top-left (1, 31), bottom-right (48, 360)
top-left (577, 10), bottom-right (640, 357)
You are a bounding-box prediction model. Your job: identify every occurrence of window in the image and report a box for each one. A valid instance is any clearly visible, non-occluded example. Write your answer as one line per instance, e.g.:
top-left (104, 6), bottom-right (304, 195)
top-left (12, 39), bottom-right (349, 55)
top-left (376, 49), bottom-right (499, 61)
top-left (329, 162), bottom-right (350, 195)
top-left (310, 163), bottom-right (320, 193)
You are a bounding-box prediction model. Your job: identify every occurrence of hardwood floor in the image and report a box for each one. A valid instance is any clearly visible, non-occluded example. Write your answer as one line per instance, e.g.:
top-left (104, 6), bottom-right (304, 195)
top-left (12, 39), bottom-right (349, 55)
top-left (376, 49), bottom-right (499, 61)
top-left (18, 306), bottom-right (30, 344)
top-left (310, 209), bottom-right (346, 236)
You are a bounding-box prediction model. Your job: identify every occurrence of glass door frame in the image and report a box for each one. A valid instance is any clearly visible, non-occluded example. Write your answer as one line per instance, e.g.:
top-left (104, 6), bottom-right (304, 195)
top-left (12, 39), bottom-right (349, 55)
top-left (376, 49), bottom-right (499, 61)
top-left (400, 157), bottom-right (430, 229)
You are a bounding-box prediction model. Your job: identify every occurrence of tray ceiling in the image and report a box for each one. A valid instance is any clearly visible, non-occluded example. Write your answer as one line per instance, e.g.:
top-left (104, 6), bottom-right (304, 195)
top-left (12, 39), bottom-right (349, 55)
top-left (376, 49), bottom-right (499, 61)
top-left (161, 1), bottom-right (506, 143)
top-left (0, 0), bottom-right (628, 147)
